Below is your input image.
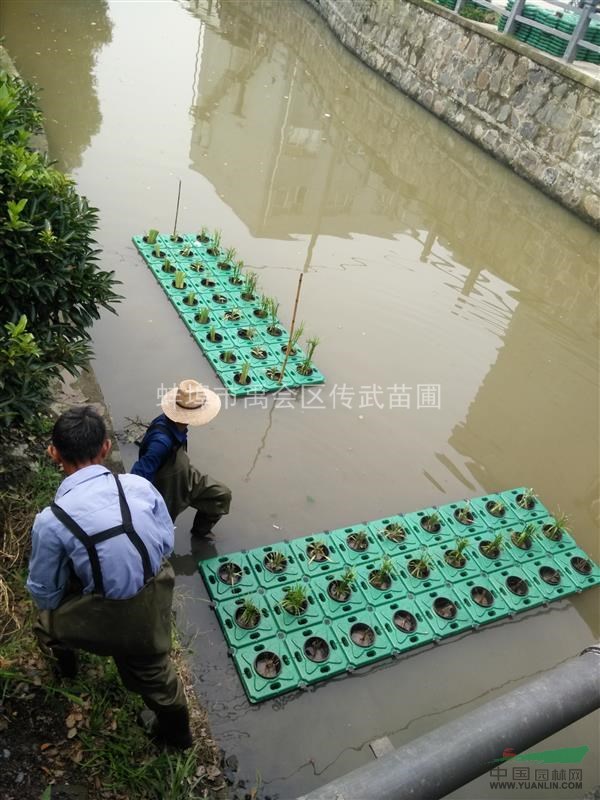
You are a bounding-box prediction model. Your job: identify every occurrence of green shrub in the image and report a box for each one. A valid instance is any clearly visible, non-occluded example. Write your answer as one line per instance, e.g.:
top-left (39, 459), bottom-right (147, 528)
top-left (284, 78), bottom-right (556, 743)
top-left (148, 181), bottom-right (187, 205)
top-left (0, 71), bottom-right (120, 426)
top-left (459, 2), bottom-right (499, 23)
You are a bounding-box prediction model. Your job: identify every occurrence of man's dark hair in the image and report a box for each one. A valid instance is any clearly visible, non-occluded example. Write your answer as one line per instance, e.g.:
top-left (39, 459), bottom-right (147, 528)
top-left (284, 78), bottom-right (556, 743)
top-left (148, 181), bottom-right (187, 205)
top-left (52, 406), bottom-right (107, 464)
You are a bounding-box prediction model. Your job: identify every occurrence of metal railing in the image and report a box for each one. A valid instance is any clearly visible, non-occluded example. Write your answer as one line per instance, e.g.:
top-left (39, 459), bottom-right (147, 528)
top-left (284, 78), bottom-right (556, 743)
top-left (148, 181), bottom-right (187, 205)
top-left (446, 0), bottom-right (600, 63)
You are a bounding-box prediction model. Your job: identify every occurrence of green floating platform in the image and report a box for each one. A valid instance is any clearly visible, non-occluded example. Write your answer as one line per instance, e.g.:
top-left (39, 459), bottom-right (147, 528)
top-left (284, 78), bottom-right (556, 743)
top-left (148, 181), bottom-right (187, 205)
top-left (198, 488), bottom-right (600, 703)
top-left (133, 233), bottom-right (325, 396)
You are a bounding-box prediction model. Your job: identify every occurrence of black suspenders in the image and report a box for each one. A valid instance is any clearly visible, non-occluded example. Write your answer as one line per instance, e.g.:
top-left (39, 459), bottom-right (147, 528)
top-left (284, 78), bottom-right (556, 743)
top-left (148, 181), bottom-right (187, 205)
top-left (50, 474), bottom-right (153, 596)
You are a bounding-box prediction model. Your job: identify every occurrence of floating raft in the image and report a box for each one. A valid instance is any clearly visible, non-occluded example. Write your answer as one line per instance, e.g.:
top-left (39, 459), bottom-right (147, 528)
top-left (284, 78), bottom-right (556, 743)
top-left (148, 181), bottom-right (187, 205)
top-left (199, 488), bottom-right (600, 703)
top-left (133, 233), bottom-right (325, 396)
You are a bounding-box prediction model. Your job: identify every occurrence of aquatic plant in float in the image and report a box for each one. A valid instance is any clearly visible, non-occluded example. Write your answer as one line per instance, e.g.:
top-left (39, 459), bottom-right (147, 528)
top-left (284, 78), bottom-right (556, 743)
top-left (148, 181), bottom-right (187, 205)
top-left (297, 335), bottom-right (319, 376)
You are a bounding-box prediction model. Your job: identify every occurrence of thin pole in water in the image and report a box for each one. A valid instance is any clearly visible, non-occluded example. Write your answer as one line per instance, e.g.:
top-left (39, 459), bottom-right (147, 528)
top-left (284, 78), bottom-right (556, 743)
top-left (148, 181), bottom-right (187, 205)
top-left (279, 273), bottom-right (304, 383)
top-left (172, 179), bottom-right (182, 238)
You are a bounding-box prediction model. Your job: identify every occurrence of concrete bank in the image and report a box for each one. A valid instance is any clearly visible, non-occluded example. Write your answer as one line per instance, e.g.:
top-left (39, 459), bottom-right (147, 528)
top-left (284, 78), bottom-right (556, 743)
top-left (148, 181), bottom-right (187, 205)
top-left (304, 0), bottom-right (600, 227)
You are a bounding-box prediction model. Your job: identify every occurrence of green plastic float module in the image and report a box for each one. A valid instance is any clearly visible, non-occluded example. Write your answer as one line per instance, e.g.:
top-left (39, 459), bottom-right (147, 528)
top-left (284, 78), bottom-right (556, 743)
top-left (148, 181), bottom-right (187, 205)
top-left (521, 558), bottom-right (580, 602)
top-left (500, 487), bottom-right (550, 522)
top-left (437, 500), bottom-right (488, 535)
top-left (415, 586), bottom-right (475, 640)
top-left (330, 609), bottom-right (395, 668)
top-left (289, 532), bottom-right (346, 576)
top-left (367, 514), bottom-right (420, 555)
top-left (213, 593), bottom-right (278, 648)
top-left (313, 567), bottom-right (370, 619)
top-left (374, 597), bottom-right (435, 655)
top-left (198, 550), bottom-right (257, 601)
top-left (328, 524), bottom-right (384, 565)
top-left (489, 564), bottom-right (547, 612)
top-left (403, 507), bottom-right (455, 547)
top-left (552, 548), bottom-right (600, 591)
top-left (453, 575), bottom-right (513, 625)
top-left (231, 635), bottom-right (301, 703)
top-left (199, 487), bottom-right (600, 703)
top-left (246, 542), bottom-right (304, 589)
top-left (133, 233), bottom-right (325, 396)
top-left (285, 623), bottom-right (348, 684)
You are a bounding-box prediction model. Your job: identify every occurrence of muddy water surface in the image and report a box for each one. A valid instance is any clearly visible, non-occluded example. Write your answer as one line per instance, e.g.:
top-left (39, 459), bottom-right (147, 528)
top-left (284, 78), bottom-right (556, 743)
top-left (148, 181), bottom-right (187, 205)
top-left (1, 0), bottom-right (598, 796)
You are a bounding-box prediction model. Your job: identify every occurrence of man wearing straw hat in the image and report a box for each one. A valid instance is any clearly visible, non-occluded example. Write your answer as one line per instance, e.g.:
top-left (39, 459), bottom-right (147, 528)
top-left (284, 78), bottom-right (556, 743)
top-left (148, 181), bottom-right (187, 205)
top-left (132, 379), bottom-right (231, 537)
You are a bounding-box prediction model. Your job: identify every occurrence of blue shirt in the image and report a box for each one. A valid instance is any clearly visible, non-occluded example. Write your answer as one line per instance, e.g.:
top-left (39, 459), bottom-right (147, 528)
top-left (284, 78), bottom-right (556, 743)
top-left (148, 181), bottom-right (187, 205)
top-left (27, 465), bottom-right (174, 610)
top-left (130, 414), bottom-right (187, 483)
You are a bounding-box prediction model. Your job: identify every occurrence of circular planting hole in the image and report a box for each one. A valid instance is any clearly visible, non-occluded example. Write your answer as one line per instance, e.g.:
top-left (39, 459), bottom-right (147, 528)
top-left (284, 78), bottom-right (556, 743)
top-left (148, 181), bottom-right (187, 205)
top-left (384, 524), bottom-right (406, 543)
top-left (420, 516), bottom-right (441, 533)
top-left (571, 556), bottom-right (592, 575)
top-left (196, 234), bottom-right (209, 243)
top-left (283, 599), bottom-right (308, 617)
top-left (297, 364), bottom-right (314, 377)
top-left (234, 373), bottom-right (251, 386)
top-left (217, 261), bottom-right (231, 271)
top-left (254, 652), bottom-right (281, 679)
top-left (190, 263), bottom-right (204, 272)
top-left (542, 524), bottom-right (562, 541)
top-left (253, 309), bottom-right (268, 319)
top-left (478, 541), bottom-right (499, 560)
top-left (229, 276), bottom-right (243, 286)
top-left (433, 597), bottom-right (457, 619)
top-left (237, 329), bottom-right (254, 340)
top-left (183, 297), bottom-right (198, 307)
top-left (516, 493), bottom-right (535, 510)
top-left (170, 235), bottom-right (184, 243)
top-left (511, 531), bottom-right (532, 550)
top-left (250, 348), bottom-right (268, 360)
top-left (219, 352), bottom-right (237, 364)
top-left (213, 294), bottom-right (228, 304)
top-left (280, 344), bottom-right (297, 356)
top-left (454, 508), bottom-right (474, 525)
top-left (201, 278), bottom-right (216, 288)
top-left (224, 311), bottom-right (241, 322)
top-left (485, 500), bottom-right (505, 517)
top-left (444, 551), bottom-right (466, 569)
top-left (408, 560), bottom-right (430, 580)
top-left (327, 580), bottom-right (351, 602)
top-left (235, 606), bottom-right (260, 630)
top-left (267, 325), bottom-right (283, 337)
top-left (393, 610), bottom-right (417, 633)
top-left (346, 533), bottom-right (368, 552)
top-left (471, 586), bottom-right (494, 607)
top-left (195, 314), bottom-right (210, 324)
top-left (304, 636), bottom-right (330, 663)
top-left (307, 543), bottom-right (329, 562)
top-left (264, 552), bottom-right (288, 573)
top-left (369, 570), bottom-right (392, 591)
top-left (161, 262), bottom-right (175, 273)
top-left (350, 623), bottom-right (375, 647)
top-left (265, 368), bottom-right (283, 382)
top-left (206, 332), bottom-right (223, 344)
top-left (241, 292), bottom-right (255, 302)
top-left (218, 561), bottom-right (242, 585)
top-left (506, 575), bottom-right (529, 596)
top-left (171, 280), bottom-right (186, 290)
top-left (539, 566), bottom-right (561, 585)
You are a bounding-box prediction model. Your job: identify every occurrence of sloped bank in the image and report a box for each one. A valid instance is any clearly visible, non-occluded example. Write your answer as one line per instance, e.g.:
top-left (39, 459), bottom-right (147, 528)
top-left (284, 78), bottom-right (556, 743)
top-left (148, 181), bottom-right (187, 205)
top-left (304, 0), bottom-right (600, 228)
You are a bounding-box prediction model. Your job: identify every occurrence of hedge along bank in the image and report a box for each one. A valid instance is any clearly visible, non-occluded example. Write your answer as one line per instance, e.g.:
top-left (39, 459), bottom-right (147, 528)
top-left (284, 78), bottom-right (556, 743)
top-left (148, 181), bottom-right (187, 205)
top-left (0, 68), bottom-right (121, 426)
top-left (303, 0), bottom-right (600, 228)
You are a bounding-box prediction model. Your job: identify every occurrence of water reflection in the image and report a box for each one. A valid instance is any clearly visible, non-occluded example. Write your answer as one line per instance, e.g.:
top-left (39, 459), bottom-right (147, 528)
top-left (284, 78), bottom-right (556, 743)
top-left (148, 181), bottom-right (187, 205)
top-left (0, 0), bottom-right (112, 171)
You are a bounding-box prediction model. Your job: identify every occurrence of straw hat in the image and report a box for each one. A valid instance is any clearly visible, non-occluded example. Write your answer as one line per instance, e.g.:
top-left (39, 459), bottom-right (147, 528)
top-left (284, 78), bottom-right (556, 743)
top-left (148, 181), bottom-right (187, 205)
top-left (161, 379), bottom-right (221, 426)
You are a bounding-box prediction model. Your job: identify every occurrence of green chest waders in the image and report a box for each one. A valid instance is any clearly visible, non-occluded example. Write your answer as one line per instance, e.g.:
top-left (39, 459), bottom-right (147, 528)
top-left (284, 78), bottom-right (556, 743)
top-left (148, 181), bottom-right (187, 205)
top-left (48, 474), bottom-right (174, 657)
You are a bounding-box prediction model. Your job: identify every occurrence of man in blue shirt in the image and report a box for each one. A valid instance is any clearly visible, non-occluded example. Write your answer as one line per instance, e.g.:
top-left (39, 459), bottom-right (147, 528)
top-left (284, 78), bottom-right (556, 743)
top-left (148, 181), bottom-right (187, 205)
top-left (131, 379), bottom-right (231, 537)
top-left (28, 406), bottom-right (192, 750)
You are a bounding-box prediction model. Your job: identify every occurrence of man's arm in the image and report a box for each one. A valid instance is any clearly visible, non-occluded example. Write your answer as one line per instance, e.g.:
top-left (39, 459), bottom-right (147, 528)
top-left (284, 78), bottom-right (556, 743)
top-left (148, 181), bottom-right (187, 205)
top-left (130, 434), bottom-right (172, 483)
top-left (26, 510), bottom-right (70, 610)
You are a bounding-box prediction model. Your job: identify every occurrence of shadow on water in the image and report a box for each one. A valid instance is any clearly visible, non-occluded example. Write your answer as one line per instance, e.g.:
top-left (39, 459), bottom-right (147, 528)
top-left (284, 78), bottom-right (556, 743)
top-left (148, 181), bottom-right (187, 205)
top-left (0, 0), bottom-right (112, 171)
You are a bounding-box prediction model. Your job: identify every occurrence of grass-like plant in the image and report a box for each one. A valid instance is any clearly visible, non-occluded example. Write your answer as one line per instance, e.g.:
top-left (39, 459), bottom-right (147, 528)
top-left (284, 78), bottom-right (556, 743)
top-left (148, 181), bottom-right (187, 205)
top-left (369, 555), bottom-right (395, 588)
top-left (208, 229), bottom-right (221, 255)
top-left (284, 321), bottom-right (305, 356)
top-left (384, 521), bottom-right (406, 542)
top-left (221, 350), bottom-right (235, 364)
top-left (337, 566), bottom-right (356, 595)
top-left (512, 522), bottom-right (538, 549)
top-left (264, 550), bottom-right (287, 573)
top-left (421, 511), bottom-right (441, 533)
top-left (307, 540), bottom-right (330, 563)
top-left (180, 244), bottom-right (193, 257)
top-left (445, 536), bottom-right (470, 568)
top-left (239, 326), bottom-right (257, 340)
top-left (298, 335), bottom-right (320, 376)
top-left (152, 243), bottom-right (162, 258)
top-left (241, 271), bottom-right (258, 300)
top-left (197, 225), bottom-right (209, 242)
top-left (268, 298), bottom-right (280, 328)
top-left (224, 246), bottom-right (236, 263)
top-left (196, 307), bottom-right (210, 324)
top-left (184, 291), bottom-right (196, 306)
top-left (408, 549), bottom-right (433, 579)
top-left (238, 360), bottom-right (251, 385)
top-left (237, 597), bottom-right (260, 628)
top-left (208, 325), bottom-right (218, 342)
top-left (543, 512), bottom-right (569, 541)
top-left (281, 584), bottom-right (308, 616)
top-left (455, 504), bottom-right (474, 525)
top-left (480, 533), bottom-right (504, 558)
top-left (487, 500), bottom-right (505, 517)
top-left (146, 228), bottom-right (158, 244)
top-left (517, 488), bottom-right (536, 509)
top-left (174, 270), bottom-right (186, 289)
top-left (347, 530), bottom-right (368, 551)
top-left (224, 308), bottom-right (242, 322)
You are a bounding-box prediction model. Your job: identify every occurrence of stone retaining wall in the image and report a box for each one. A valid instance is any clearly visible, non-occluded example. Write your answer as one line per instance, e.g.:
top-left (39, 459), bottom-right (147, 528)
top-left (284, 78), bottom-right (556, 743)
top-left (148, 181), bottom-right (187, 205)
top-left (305, 0), bottom-right (600, 227)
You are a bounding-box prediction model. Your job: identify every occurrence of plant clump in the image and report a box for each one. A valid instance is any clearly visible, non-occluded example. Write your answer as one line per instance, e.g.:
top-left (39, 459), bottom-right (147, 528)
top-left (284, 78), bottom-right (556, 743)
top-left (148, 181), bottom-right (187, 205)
top-left (218, 561), bottom-right (242, 586)
top-left (369, 555), bottom-right (395, 590)
top-left (420, 511), bottom-right (441, 533)
top-left (516, 488), bottom-right (537, 510)
top-left (454, 504), bottom-right (474, 525)
top-left (486, 499), bottom-right (506, 517)
top-left (297, 335), bottom-right (319, 376)
top-left (383, 521), bottom-right (406, 543)
top-left (346, 529), bottom-right (369, 552)
top-left (307, 540), bottom-right (330, 563)
top-left (408, 549), bottom-right (433, 580)
top-left (542, 512), bottom-right (568, 542)
top-left (235, 360), bottom-right (251, 386)
top-left (327, 566), bottom-right (356, 602)
top-left (264, 550), bottom-right (288, 574)
top-left (479, 533), bottom-right (504, 559)
top-left (444, 536), bottom-right (470, 569)
top-left (511, 522), bottom-right (538, 550)
top-left (280, 584), bottom-right (308, 617)
top-left (195, 307), bottom-right (210, 324)
top-left (236, 597), bottom-right (260, 629)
